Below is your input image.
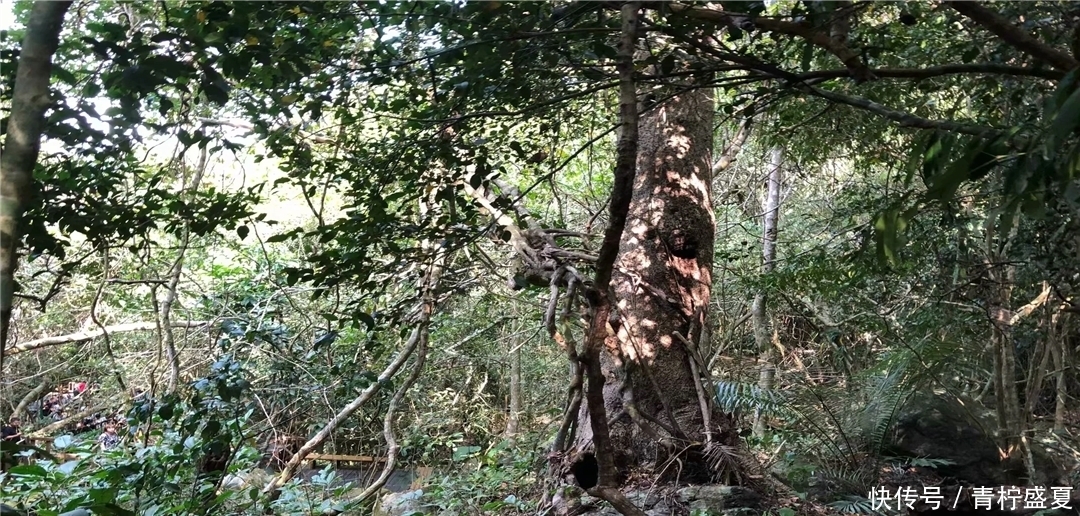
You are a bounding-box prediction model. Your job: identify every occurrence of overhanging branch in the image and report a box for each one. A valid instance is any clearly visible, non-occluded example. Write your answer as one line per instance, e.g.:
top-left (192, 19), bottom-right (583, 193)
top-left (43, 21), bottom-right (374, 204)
top-left (804, 85), bottom-right (1000, 137)
top-left (658, 2), bottom-right (873, 81)
top-left (797, 63), bottom-right (1064, 82)
top-left (946, 1), bottom-right (1079, 72)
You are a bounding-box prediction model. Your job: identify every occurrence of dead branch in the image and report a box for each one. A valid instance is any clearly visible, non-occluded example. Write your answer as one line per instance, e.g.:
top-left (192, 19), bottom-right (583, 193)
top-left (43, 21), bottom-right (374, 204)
top-left (197, 117), bottom-right (335, 145)
top-left (4, 321), bottom-right (211, 356)
top-left (797, 63), bottom-right (1064, 82)
top-left (27, 400), bottom-right (117, 438)
top-left (334, 301), bottom-right (431, 511)
top-left (1009, 282), bottom-right (1052, 326)
top-left (713, 111), bottom-right (755, 174)
top-left (12, 380), bottom-right (49, 418)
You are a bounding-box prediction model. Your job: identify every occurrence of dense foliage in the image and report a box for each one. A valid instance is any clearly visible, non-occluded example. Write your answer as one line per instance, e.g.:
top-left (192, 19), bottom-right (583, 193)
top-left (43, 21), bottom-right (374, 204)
top-left (2, 1), bottom-right (1079, 515)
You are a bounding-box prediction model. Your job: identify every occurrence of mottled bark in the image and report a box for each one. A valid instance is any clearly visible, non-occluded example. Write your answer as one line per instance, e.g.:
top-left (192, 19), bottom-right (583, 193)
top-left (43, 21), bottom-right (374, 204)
top-left (574, 86), bottom-right (735, 482)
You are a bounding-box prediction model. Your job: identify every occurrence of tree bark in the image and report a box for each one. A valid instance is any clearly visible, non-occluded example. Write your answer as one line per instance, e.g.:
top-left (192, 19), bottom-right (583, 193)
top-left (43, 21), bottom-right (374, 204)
top-left (573, 82), bottom-right (737, 483)
top-left (0, 0), bottom-right (73, 385)
top-left (1051, 311), bottom-right (1069, 434)
top-left (752, 148), bottom-right (783, 438)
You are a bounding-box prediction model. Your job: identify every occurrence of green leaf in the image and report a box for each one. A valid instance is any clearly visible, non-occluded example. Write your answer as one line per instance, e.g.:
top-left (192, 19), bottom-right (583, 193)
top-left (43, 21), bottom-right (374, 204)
top-left (452, 445), bottom-right (481, 461)
top-left (236, 225), bottom-right (249, 240)
top-left (903, 131), bottom-right (932, 186)
top-left (1046, 85), bottom-right (1080, 155)
top-left (313, 330), bottom-right (339, 349)
top-left (356, 312), bottom-right (376, 330)
top-left (89, 487), bottom-right (117, 504)
top-left (82, 81), bottom-right (102, 97)
top-left (8, 463), bottom-right (49, 477)
top-left (158, 97), bottom-right (174, 117)
top-left (874, 208), bottom-right (908, 268)
top-left (920, 131), bottom-right (952, 188)
top-left (799, 41), bottom-right (814, 72)
top-left (1049, 67), bottom-right (1080, 114)
top-left (158, 402), bottom-right (174, 420)
top-left (53, 66), bottom-right (78, 85)
top-left (968, 137), bottom-right (1006, 181)
top-left (928, 137), bottom-right (982, 203)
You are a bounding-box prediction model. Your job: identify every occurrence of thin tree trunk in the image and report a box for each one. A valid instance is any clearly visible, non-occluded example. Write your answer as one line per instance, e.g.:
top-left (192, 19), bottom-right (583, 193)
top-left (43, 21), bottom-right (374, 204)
top-left (0, 1), bottom-right (73, 387)
top-left (160, 146), bottom-right (209, 393)
top-left (567, 5), bottom-right (649, 515)
top-left (753, 148), bottom-right (783, 438)
top-left (1052, 311), bottom-right (1069, 433)
top-left (506, 326), bottom-right (522, 441)
top-left (261, 191), bottom-right (450, 504)
top-left (984, 214), bottom-right (1024, 456)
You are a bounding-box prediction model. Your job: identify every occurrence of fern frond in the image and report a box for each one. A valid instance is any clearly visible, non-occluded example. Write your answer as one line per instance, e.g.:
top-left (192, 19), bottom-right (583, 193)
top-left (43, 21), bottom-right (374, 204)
top-left (827, 495), bottom-right (893, 515)
top-left (714, 380), bottom-right (791, 418)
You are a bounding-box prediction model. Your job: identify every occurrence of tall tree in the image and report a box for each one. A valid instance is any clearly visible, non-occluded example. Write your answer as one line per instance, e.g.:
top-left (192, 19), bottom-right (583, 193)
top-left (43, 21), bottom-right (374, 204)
top-left (572, 80), bottom-right (734, 484)
top-left (752, 148), bottom-right (783, 438)
top-left (0, 0), bottom-right (72, 389)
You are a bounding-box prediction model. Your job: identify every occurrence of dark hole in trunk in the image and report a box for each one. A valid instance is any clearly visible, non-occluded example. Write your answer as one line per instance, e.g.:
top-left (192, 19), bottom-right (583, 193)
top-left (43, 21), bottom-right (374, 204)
top-left (570, 453), bottom-right (599, 489)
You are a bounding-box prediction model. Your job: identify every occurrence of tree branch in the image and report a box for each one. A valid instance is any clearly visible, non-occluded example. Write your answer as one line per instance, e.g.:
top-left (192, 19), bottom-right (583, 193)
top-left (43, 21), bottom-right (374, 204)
top-left (659, 2), bottom-right (873, 81)
top-left (713, 112), bottom-right (754, 174)
top-left (4, 321), bottom-right (210, 356)
top-left (27, 400), bottom-right (117, 438)
top-left (332, 305), bottom-right (430, 512)
top-left (12, 380), bottom-right (49, 419)
top-left (1009, 282), bottom-right (1052, 326)
top-left (804, 85), bottom-right (1000, 137)
top-left (797, 63), bottom-right (1064, 82)
top-left (261, 246), bottom-right (447, 501)
top-left (946, 1), bottom-right (1079, 72)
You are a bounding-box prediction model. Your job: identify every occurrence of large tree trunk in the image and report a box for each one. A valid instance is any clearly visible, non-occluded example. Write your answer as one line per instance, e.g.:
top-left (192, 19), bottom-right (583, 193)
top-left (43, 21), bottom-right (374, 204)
top-left (0, 1), bottom-right (72, 424)
top-left (573, 86), bottom-right (736, 483)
